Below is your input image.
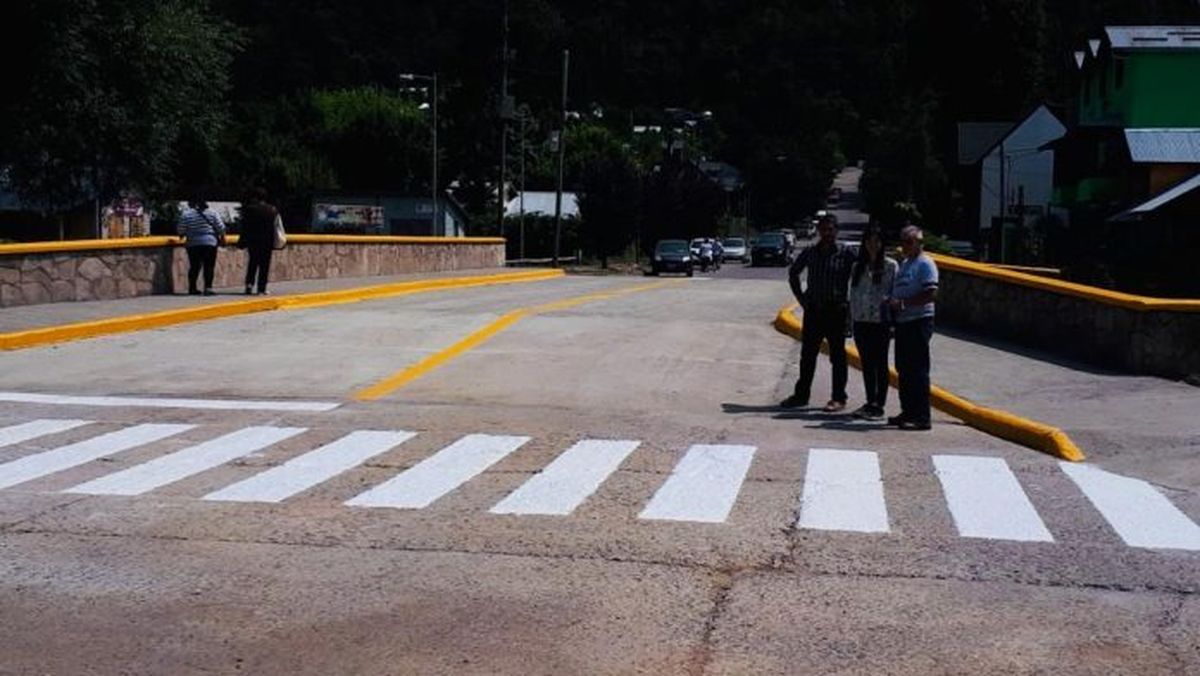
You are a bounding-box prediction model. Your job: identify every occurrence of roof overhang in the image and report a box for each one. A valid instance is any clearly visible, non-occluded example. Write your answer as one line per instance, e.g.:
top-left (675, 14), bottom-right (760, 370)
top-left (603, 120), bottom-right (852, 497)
top-left (1109, 172), bottom-right (1200, 221)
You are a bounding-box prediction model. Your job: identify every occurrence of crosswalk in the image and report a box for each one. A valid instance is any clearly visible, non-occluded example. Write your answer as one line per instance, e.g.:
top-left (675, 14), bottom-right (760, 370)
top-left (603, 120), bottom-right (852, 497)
top-left (1, 417), bottom-right (1199, 552)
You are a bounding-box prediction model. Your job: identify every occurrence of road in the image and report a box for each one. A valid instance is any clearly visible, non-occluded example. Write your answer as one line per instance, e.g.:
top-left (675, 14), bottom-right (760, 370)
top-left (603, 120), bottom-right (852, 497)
top-left (1, 268), bottom-right (1198, 674)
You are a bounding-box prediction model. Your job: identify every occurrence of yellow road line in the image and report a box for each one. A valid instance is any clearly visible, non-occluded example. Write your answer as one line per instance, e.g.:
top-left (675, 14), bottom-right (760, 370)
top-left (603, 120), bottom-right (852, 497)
top-left (353, 279), bottom-right (679, 401)
top-left (0, 269), bottom-right (564, 351)
top-left (772, 303), bottom-right (1085, 462)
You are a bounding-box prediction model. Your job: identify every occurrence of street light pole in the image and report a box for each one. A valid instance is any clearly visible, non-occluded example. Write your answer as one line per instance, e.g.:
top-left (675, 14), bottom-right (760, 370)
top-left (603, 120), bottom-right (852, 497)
top-left (552, 49), bottom-right (569, 267)
top-left (431, 72), bottom-right (438, 236)
top-left (401, 72), bottom-right (439, 236)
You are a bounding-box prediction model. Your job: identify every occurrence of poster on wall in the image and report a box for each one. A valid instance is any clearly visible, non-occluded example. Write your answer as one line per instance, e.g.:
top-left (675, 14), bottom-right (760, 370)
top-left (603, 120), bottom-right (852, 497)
top-left (312, 204), bottom-right (385, 234)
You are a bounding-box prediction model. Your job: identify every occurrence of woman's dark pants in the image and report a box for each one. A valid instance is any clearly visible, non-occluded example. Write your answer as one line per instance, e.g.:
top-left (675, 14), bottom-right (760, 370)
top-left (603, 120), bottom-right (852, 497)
top-left (186, 245), bottom-right (217, 293)
top-left (853, 321), bottom-right (892, 408)
top-left (245, 246), bottom-right (273, 293)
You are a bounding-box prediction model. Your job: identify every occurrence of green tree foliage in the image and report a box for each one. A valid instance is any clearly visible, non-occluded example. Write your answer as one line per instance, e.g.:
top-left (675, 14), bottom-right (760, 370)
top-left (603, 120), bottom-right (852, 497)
top-left (1, 0), bottom-right (242, 212)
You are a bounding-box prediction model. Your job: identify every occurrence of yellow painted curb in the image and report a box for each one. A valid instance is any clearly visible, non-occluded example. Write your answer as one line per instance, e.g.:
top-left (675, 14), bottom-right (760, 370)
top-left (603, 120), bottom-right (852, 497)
top-left (0, 269), bottom-right (564, 351)
top-left (773, 303), bottom-right (1085, 462)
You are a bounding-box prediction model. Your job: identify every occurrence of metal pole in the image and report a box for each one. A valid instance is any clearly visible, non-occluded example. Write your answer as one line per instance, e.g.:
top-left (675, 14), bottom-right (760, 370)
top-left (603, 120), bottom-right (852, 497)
top-left (519, 111), bottom-right (526, 260)
top-left (497, 2), bottom-right (509, 234)
top-left (431, 72), bottom-right (439, 236)
top-left (552, 49), bottom-right (569, 267)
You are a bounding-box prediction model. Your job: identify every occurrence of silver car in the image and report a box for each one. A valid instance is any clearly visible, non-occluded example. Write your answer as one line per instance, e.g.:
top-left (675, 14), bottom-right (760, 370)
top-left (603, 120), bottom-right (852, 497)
top-left (722, 237), bottom-right (747, 262)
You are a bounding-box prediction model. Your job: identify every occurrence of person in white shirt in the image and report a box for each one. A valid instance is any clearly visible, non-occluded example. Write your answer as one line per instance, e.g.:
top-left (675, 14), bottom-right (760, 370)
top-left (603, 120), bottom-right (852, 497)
top-left (848, 224), bottom-right (898, 420)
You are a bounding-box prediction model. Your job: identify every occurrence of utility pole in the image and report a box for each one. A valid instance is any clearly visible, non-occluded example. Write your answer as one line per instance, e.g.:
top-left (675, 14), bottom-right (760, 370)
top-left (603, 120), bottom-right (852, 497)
top-left (519, 110), bottom-right (527, 261)
top-left (497, 2), bottom-right (510, 234)
top-left (431, 72), bottom-right (438, 236)
top-left (552, 49), bottom-right (569, 267)
top-left (997, 141), bottom-right (1006, 263)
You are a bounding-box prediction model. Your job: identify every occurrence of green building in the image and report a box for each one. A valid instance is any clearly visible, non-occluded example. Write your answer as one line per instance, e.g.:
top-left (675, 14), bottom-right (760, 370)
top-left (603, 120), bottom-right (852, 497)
top-left (1048, 27), bottom-right (1200, 295)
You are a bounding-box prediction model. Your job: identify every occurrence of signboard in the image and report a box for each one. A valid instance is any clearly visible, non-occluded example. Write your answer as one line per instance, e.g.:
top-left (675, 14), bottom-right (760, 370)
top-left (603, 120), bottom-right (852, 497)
top-left (312, 204), bottom-right (385, 234)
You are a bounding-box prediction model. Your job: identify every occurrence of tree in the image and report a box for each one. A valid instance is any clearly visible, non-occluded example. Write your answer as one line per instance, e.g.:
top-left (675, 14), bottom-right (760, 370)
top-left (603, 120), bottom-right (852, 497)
top-left (1, 0), bottom-right (242, 218)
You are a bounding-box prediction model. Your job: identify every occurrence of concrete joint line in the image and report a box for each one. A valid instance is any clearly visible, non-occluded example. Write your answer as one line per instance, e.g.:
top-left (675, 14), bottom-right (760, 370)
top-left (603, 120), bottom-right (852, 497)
top-left (0, 269), bottom-right (564, 352)
top-left (772, 303), bottom-right (1086, 462)
top-left (352, 279), bottom-right (680, 401)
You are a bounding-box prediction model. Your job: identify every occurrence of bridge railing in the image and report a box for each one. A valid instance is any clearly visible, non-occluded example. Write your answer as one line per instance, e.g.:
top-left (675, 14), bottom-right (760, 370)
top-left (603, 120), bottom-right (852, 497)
top-left (0, 235), bottom-right (506, 308)
top-left (932, 253), bottom-right (1200, 380)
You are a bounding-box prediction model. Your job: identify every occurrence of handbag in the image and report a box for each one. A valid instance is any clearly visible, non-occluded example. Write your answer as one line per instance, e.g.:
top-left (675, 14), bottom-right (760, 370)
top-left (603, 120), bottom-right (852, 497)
top-left (272, 213), bottom-right (287, 250)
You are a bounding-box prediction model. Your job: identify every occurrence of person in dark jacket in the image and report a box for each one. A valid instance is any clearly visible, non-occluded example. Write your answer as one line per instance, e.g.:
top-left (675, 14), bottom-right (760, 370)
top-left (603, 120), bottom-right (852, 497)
top-left (238, 187), bottom-right (279, 295)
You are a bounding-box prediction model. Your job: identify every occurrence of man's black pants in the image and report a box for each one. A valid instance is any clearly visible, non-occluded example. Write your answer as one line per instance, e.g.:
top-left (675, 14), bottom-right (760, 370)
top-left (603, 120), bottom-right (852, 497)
top-left (894, 317), bottom-right (934, 424)
top-left (853, 321), bottom-right (892, 408)
top-left (245, 246), bottom-right (273, 293)
top-left (186, 245), bottom-right (217, 293)
top-left (793, 303), bottom-right (848, 404)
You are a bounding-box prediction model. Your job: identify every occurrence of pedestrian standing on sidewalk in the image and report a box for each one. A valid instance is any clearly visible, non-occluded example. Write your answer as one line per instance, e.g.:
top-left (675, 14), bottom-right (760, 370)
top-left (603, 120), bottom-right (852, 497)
top-left (849, 224), bottom-right (898, 420)
top-left (886, 225), bottom-right (939, 430)
top-left (782, 213), bottom-right (857, 413)
top-left (177, 199), bottom-right (225, 296)
top-left (238, 187), bottom-right (279, 295)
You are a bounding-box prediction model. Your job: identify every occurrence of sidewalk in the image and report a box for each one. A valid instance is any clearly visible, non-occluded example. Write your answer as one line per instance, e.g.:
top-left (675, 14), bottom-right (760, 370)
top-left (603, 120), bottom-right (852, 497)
top-left (931, 326), bottom-right (1200, 491)
top-left (0, 268), bottom-right (528, 334)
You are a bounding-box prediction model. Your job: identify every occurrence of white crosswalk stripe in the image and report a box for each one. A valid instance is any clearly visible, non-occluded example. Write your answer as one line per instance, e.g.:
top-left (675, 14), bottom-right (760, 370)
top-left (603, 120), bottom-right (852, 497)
top-left (934, 455), bottom-right (1054, 542)
top-left (798, 448), bottom-right (890, 533)
top-left (0, 416), bottom-right (1197, 554)
top-left (1060, 462), bottom-right (1200, 551)
top-left (639, 444), bottom-right (756, 523)
top-left (491, 439), bottom-right (640, 516)
top-left (346, 434), bottom-right (530, 509)
top-left (203, 430), bottom-right (415, 503)
top-left (0, 424), bottom-right (194, 490)
top-left (0, 419), bottom-right (93, 449)
top-left (65, 426), bottom-right (307, 496)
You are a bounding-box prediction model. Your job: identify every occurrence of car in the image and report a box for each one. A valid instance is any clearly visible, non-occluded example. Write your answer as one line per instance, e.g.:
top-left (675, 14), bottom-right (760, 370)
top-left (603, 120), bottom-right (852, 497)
top-left (649, 239), bottom-right (694, 276)
top-left (690, 238), bottom-right (705, 257)
top-left (721, 237), bottom-right (747, 262)
top-left (750, 232), bottom-right (789, 266)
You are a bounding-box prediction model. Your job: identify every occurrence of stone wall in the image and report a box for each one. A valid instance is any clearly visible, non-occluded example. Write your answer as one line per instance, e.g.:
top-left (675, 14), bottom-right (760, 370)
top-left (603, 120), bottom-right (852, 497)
top-left (0, 248), bottom-right (173, 307)
top-left (936, 259), bottom-right (1200, 380)
top-left (1, 238), bottom-right (505, 309)
top-left (170, 241), bottom-right (505, 291)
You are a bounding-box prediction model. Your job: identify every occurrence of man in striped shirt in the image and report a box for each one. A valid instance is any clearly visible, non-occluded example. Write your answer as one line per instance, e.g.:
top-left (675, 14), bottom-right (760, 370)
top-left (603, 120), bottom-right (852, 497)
top-left (782, 213), bottom-right (857, 412)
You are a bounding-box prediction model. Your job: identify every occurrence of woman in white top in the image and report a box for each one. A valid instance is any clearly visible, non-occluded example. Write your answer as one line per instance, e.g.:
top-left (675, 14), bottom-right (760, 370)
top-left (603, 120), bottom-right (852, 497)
top-left (848, 224), bottom-right (898, 419)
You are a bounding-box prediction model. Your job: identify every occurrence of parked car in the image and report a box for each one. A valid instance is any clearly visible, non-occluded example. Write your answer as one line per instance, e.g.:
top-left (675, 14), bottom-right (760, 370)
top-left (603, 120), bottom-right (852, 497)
top-left (750, 232), bottom-right (789, 267)
top-left (649, 239), bottom-right (694, 276)
top-left (722, 237), bottom-right (747, 262)
top-left (690, 238), bottom-right (705, 257)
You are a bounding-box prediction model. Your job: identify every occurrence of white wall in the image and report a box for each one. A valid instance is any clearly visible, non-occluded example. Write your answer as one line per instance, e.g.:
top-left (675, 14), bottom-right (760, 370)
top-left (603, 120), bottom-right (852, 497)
top-left (978, 106), bottom-right (1067, 232)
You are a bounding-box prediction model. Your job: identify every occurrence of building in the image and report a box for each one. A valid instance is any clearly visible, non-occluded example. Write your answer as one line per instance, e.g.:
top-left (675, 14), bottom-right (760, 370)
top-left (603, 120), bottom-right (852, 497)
top-left (957, 106), bottom-right (1067, 260)
top-left (1049, 26), bottom-right (1200, 293)
top-left (311, 191), bottom-right (468, 237)
top-left (503, 191), bottom-right (580, 219)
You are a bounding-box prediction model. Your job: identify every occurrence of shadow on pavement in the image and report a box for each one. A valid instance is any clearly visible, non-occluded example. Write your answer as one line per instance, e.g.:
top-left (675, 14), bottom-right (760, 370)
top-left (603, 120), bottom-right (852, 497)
top-left (935, 324), bottom-right (1121, 377)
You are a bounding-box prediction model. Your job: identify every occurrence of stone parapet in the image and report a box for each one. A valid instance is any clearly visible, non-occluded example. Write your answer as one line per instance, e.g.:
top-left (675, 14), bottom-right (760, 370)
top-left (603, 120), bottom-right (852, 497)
top-left (0, 236), bottom-right (506, 308)
top-left (933, 254), bottom-right (1200, 380)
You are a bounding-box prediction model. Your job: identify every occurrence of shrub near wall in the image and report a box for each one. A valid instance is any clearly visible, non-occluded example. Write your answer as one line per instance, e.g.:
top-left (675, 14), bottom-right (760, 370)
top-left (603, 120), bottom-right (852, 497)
top-left (933, 254), bottom-right (1200, 380)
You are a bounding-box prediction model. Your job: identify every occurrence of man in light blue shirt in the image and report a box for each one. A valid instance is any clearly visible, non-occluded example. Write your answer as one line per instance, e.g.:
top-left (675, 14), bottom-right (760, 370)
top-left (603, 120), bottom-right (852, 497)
top-left (886, 225), bottom-right (938, 430)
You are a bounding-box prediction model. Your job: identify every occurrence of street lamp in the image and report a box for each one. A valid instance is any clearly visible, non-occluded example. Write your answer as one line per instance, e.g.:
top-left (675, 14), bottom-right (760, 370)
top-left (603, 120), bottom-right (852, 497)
top-left (401, 72), bottom-right (438, 236)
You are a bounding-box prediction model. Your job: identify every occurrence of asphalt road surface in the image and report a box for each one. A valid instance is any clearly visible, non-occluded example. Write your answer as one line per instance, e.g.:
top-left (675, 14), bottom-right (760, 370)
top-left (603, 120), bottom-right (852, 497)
top-left (1, 273), bottom-right (1197, 674)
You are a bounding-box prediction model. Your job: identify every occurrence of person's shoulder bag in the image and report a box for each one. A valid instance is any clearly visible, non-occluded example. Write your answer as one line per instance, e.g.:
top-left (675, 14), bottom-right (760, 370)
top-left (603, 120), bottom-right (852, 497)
top-left (272, 212), bottom-right (287, 250)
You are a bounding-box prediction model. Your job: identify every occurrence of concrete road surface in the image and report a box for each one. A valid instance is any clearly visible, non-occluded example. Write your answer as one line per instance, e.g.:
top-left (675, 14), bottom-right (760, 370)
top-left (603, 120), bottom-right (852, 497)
top-left (1, 272), bottom-right (1197, 674)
